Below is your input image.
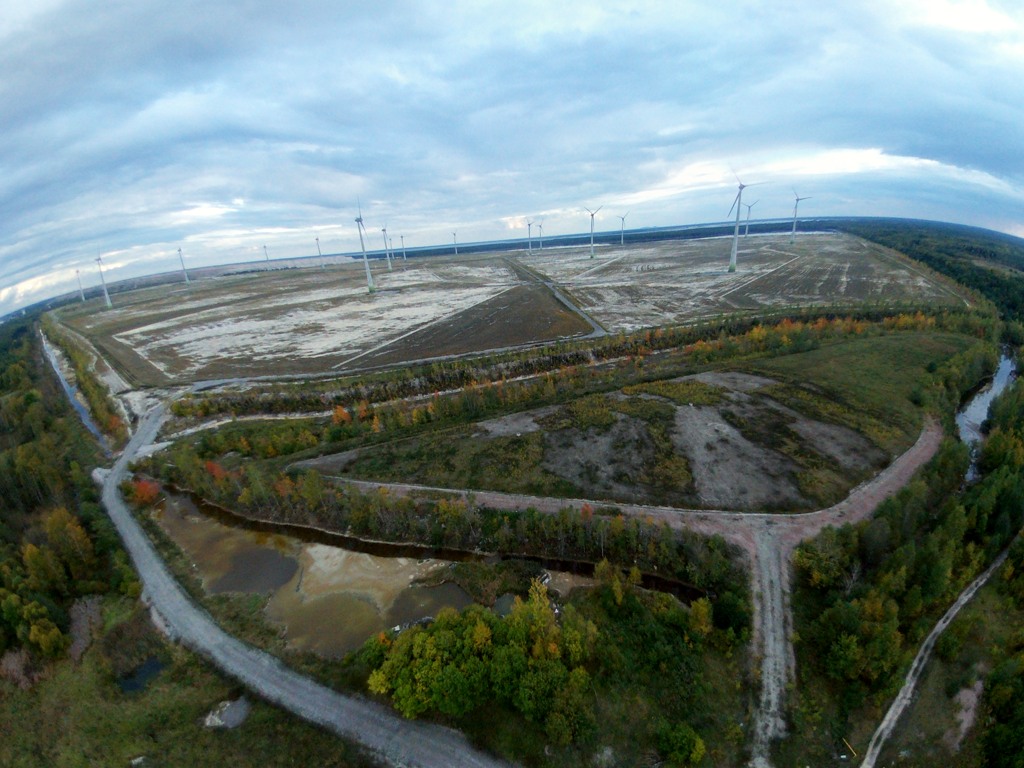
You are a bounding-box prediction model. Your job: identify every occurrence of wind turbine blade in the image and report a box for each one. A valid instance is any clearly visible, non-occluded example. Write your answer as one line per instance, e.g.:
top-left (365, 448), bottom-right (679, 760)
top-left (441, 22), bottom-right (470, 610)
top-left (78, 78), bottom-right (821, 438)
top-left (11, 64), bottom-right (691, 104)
top-left (728, 191), bottom-right (741, 217)
top-left (594, 206), bottom-right (603, 214)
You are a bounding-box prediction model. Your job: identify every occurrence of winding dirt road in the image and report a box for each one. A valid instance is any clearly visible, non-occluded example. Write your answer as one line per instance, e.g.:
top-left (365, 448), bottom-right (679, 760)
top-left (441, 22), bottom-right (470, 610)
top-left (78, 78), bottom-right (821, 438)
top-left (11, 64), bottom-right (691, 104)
top-left (100, 406), bottom-right (511, 768)
top-left (336, 419), bottom-right (944, 766)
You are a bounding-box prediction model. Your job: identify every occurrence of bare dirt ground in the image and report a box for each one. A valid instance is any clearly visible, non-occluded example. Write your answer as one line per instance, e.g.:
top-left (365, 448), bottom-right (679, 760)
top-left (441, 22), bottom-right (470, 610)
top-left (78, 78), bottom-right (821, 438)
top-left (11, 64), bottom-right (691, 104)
top-left (519, 233), bottom-right (961, 333)
top-left (56, 233), bottom-right (962, 388)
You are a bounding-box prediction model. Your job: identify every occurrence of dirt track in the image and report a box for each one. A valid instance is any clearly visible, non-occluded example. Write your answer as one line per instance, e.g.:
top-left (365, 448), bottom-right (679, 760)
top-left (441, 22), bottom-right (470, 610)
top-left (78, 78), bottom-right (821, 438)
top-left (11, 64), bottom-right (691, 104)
top-left (100, 407), bottom-right (511, 768)
top-left (340, 418), bottom-right (944, 767)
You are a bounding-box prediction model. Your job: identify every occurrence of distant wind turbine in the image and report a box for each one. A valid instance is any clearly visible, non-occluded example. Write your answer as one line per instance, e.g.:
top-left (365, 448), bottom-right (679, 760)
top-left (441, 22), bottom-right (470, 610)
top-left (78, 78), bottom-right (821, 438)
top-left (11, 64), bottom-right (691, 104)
top-left (527, 219), bottom-right (534, 254)
top-left (355, 201), bottom-right (376, 293)
top-left (618, 212), bottom-right (629, 246)
top-left (743, 201), bottom-right (758, 237)
top-left (453, 232), bottom-right (458, 256)
top-left (381, 226), bottom-right (393, 271)
top-left (177, 247), bottom-right (190, 285)
top-left (95, 256), bottom-right (112, 308)
top-left (315, 236), bottom-right (322, 257)
top-left (76, 270), bottom-right (85, 302)
top-left (537, 223), bottom-right (543, 250)
top-left (263, 244), bottom-right (269, 263)
top-left (791, 190), bottom-right (811, 243)
top-left (400, 235), bottom-right (407, 260)
top-left (585, 206), bottom-right (603, 258)
top-left (727, 179), bottom-right (761, 273)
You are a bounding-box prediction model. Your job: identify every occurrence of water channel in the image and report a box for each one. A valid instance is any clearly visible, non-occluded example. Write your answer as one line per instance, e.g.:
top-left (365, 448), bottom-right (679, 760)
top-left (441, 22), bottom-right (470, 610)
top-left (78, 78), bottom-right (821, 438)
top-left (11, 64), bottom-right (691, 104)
top-left (40, 331), bottom-right (111, 453)
top-left (956, 352), bottom-right (1017, 479)
top-left (154, 491), bottom-right (478, 657)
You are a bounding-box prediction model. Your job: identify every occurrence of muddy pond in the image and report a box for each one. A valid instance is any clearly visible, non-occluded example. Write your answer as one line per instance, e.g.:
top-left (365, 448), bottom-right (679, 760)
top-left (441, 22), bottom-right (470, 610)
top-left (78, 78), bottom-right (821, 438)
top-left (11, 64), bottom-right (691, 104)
top-left (154, 491), bottom-right (475, 657)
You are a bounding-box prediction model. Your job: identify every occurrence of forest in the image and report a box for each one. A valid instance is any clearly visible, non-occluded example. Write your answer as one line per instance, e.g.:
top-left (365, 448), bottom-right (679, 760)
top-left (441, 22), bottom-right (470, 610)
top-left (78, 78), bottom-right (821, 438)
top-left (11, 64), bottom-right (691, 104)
top-left (0, 318), bottom-right (136, 665)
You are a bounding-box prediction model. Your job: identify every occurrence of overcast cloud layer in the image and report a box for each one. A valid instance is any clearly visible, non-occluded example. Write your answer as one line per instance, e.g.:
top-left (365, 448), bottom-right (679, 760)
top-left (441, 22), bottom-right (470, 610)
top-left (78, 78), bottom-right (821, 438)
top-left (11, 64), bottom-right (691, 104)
top-left (2, 0), bottom-right (1023, 314)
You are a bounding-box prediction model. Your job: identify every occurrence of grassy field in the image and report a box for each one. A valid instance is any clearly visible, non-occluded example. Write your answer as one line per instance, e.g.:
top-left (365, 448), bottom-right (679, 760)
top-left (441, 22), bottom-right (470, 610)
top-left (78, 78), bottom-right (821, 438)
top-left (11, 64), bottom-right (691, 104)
top-left (0, 597), bottom-right (377, 768)
top-left (742, 331), bottom-right (978, 451)
top-left (329, 331), bottom-right (978, 512)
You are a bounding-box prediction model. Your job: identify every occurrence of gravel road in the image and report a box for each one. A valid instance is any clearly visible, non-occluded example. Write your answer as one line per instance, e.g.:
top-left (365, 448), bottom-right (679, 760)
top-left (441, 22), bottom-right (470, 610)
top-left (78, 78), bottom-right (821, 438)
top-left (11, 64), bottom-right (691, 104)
top-left (100, 405), bottom-right (511, 768)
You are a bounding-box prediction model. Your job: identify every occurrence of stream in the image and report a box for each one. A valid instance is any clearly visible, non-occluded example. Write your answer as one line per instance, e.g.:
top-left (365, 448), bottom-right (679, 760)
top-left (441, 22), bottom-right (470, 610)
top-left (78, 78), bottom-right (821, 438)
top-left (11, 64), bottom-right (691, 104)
top-left (956, 352), bottom-right (1017, 479)
top-left (40, 331), bottom-right (111, 453)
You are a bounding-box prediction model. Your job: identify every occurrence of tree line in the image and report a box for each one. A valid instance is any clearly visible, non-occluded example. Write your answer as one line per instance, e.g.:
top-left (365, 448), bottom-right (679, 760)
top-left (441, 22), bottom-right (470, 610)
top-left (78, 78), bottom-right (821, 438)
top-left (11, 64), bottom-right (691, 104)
top-left (0, 318), bottom-right (136, 663)
top-left (793, 366), bottom-right (1024, 723)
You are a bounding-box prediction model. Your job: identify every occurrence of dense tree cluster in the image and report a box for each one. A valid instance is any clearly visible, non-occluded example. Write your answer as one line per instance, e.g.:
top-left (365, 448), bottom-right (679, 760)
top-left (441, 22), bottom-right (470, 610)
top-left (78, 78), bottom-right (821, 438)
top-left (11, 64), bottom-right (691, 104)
top-left (795, 373), bottom-right (1024, 716)
top-left (0, 319), bottom-right (130, 661)
top-left (363, 574), bottom-right (710, 764)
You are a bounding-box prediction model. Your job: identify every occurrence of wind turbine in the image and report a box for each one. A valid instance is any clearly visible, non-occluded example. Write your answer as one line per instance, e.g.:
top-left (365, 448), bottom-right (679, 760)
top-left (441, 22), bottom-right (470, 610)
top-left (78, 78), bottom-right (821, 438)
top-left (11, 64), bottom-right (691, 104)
top-left (263, 244), bottom-right (269, 263)
top-left (585, 206), bottom-right (602, 258)
top-left (527, 219), bottom-right (534, 254)
top-left (453, 232), bottom-right (458, 256)
top-left (315, 236), bottom-right (322, 257)
top-left (727, 179), bottom-right (760, 273)
top-left (177, 247), bottom-right (190, 285)
top-left (537, 223), bottom-right (543, 250)
top-left (618, 212), bottom-right (629, 246)
top-left (743, 200), bottom-right (758, 237)
top-left (95, 256), bottom-right (112, 308)
top-left (76, 270), bottom-right (85, 302)
top-left (355, 201), bottom-right (376, 293)
top-left (791, 190), bottom-right (811, 243)
top-left (400, 235), bottom-right (407, 260)
top-left (381, 226), bottom-right (393, 271)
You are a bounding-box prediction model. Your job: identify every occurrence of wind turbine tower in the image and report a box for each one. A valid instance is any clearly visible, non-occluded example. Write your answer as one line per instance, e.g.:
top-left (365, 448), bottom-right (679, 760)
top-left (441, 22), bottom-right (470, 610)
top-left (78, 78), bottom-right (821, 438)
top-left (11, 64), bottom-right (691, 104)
top-left (76, 270), bottom-right (85, 302)
top-left (95, 257), bottom-right (112, 309)
top-left (355, 203), bottom-right (376, 293)
top-left (585, 206), bottom-right (602, 258)
top-left (743, 200), bottom-right (758, 237)
top-left (263, 245), bottom-right (269, 263)
top-left (400, 235), bottom-right (407, 260)
top-left (453, 232), bottom-right (458, 256)
top-left (177, 247), bottom-right (190, 285)
top-left (381, 226), bottom-right (393, 271)
top-left (315, 236), bottom-right (322, 257)
top-left (727, 182), bottom-right (748, 273)
top-left (537, 223), bottom-right (543, 250)
top-left (618, 212), bottom-right (629, 246)
top-left (527, 219), bottom-right (534, 254)
top-left (791, 190), bottom-right (811, 243)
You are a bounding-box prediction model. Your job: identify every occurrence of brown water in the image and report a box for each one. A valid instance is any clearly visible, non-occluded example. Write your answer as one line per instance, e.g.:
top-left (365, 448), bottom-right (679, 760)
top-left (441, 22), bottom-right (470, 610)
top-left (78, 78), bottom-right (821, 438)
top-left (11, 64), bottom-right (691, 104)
top-left (154, 492), bottom-right (473, 657)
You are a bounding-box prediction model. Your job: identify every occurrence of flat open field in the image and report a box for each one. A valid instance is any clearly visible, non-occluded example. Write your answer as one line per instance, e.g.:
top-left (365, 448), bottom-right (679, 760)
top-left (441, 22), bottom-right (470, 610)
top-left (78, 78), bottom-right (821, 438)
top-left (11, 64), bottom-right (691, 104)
top-left (302, 332), bottom-right (976, 511)
top-left (522, 232), bottom-right (964, 331)
top-left (58, 254), bottom-right (590, 386)
top-left (56, 232), bottom-right (965, 386)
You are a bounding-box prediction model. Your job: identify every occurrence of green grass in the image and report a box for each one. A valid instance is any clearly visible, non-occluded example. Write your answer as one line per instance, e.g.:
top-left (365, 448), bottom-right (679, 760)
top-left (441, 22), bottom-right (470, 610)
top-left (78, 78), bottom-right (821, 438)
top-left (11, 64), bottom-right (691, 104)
top-left (343, 428), bottom-right (583, 497)
top-left (745, 332), bottom-right (978, 451)
top-left (0, 597), bottom-right (377, 768)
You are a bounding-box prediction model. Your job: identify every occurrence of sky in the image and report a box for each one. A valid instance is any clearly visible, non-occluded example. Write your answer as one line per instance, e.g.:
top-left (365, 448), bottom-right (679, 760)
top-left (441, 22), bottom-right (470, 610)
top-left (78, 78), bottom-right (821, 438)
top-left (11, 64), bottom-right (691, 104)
top-left (2, 0), bottom-right (1023, 315)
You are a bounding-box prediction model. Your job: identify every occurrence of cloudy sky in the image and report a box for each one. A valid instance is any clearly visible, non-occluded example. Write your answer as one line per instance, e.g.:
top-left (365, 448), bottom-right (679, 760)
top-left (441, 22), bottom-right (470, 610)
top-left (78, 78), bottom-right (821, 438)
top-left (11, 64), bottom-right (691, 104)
top-left (2, 0), bottom-right (1023, 314)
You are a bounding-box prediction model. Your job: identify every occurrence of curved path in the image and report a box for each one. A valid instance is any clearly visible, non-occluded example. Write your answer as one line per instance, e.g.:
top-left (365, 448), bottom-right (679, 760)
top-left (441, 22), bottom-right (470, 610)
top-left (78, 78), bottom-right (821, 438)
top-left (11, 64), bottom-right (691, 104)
top-left (330, 419), bottom-right (944, 767)
top-left (100, 405), bottom-right (510, 768)
top-left (859, 544), bottom-right (1013, 768)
